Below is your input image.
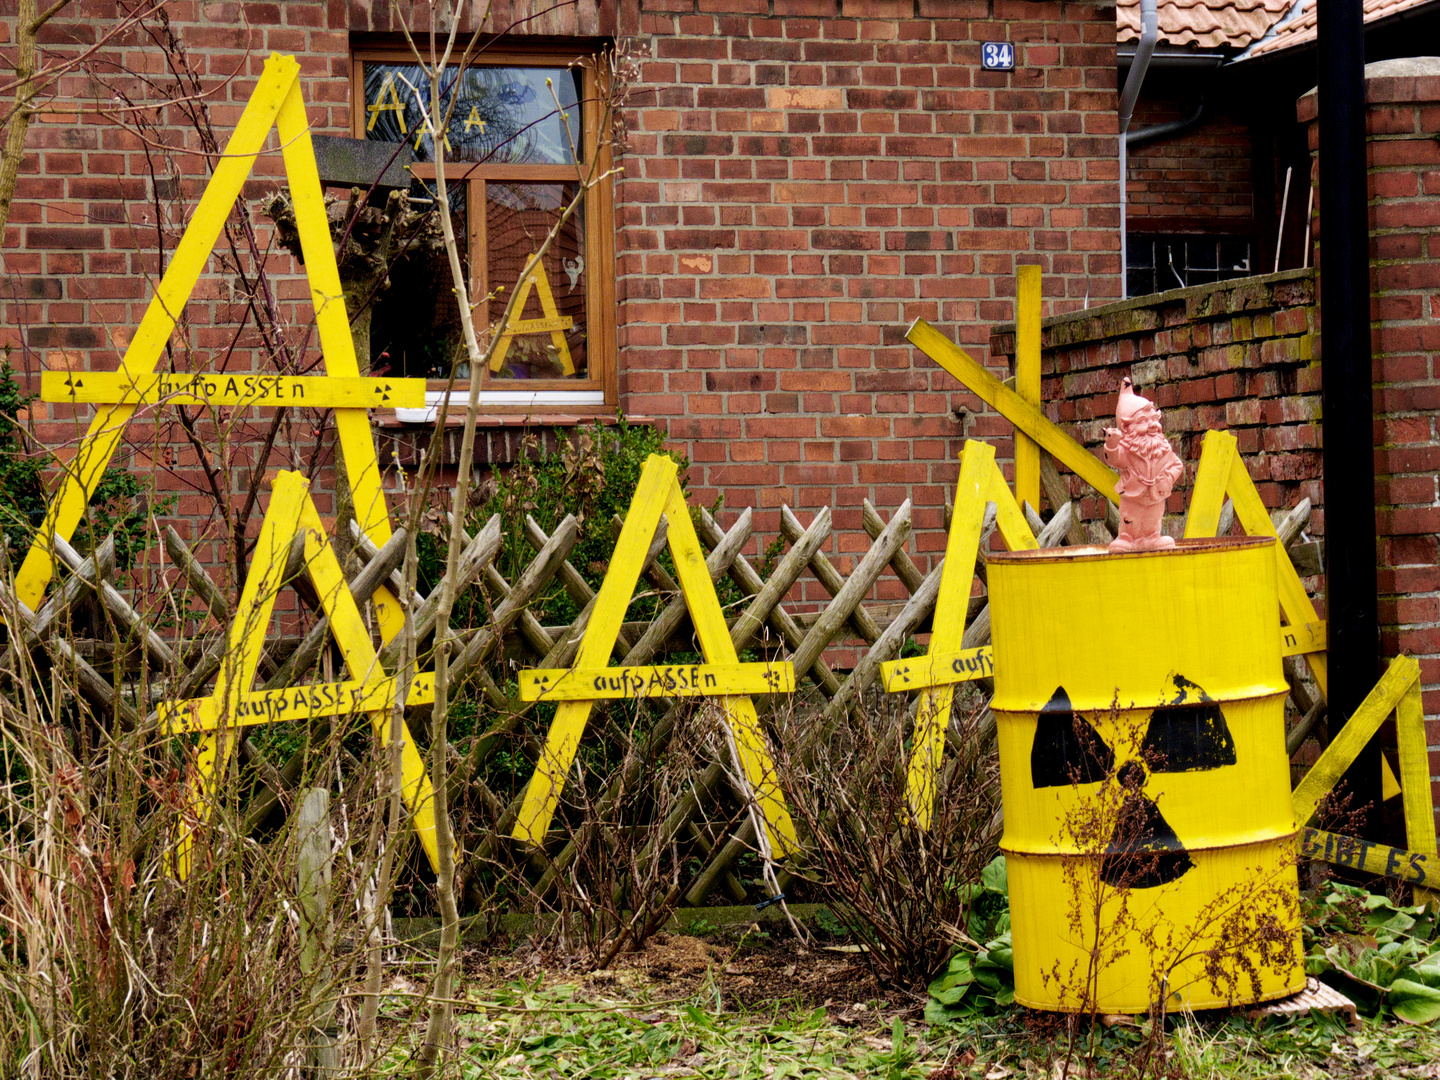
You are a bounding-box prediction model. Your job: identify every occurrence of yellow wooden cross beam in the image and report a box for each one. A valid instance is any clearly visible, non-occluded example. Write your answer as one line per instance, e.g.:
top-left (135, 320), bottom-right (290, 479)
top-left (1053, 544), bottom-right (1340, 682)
top-left (879, 439), bottom-right (1038, 829)
top-left (160, 672), bottom-right (436, 733)
top-left (19, 53), bottom-right (407, 645)
top-left (168, 470), bottom-right (440, 878)
top-left (44, 371), bottom-right (426, 409)
top-left (1184, 429), bottom-right (1328, 696)
top-left (906, 318), bottom-right (1120, 504)
top-left (519, 661), bottom-right (793, 702)
top-left (1290, 653), bottom-right (1436, 903)
top-left (512, 453), bottom-right (798, 856)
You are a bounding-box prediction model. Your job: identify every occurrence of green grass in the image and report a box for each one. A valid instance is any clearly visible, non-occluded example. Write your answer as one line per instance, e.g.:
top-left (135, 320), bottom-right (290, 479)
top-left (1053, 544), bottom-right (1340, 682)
top-left (370, 957), bottom-right (1440, 1079)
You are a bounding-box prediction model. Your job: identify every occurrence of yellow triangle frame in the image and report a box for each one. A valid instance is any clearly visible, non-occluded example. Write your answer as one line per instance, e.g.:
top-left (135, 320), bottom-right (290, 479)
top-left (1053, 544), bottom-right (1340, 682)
top-left (878, 440), bottom-right (1038, 829)
top-left (18, 53), bottom-right (407, 644)
top-left (160, 470), bottom-right (439, 877)
top-left (512, 453), bottom-right (798, 857)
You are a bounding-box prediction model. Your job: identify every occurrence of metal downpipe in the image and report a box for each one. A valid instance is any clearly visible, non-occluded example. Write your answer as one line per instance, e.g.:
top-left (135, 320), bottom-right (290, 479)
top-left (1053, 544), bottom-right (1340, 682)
top-left (1118, 0), bottom-right (1158, 296)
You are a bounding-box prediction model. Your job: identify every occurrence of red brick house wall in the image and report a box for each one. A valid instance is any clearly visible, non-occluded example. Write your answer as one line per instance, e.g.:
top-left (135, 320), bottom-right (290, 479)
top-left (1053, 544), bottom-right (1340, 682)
top-left (3, 0), bottom-right (1122, 588)
top-left (615, 0), bottom-right (1122, 570)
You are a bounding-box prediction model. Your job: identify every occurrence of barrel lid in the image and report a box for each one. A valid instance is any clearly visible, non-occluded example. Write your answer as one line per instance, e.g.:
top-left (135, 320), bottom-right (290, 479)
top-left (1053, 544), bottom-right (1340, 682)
top-left (988, 535), bottom-right (1275, 567)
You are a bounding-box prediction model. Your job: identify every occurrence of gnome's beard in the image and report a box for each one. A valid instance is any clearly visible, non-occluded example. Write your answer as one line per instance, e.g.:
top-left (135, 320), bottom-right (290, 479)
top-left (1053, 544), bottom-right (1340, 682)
top-left (1117, 417), bottom-right (1176, 487)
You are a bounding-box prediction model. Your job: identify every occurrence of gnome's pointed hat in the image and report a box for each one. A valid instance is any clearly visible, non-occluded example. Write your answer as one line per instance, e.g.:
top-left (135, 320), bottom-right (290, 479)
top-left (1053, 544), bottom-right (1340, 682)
top-left (1115, 376), bottom-right (1154, 424)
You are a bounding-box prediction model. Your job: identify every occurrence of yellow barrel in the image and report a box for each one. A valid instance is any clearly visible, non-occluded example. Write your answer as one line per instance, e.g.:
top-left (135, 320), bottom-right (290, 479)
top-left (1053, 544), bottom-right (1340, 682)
top-left (987, 537), bottom-right (1304, 1014)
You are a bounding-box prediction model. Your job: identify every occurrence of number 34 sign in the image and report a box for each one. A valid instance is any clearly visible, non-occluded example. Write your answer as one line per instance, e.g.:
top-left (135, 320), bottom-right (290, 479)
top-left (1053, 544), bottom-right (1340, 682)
top-left (981, 42), bottom-right (1016, 71)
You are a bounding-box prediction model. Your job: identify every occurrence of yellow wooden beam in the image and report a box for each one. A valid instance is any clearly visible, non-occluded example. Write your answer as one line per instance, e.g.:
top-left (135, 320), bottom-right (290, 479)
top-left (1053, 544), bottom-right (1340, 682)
top-left (1395, 676), bottom-right (1438, 904)
top-left (276, 74), bottom-right (407, 647)
top-left (881, 646), bottom-right (995, 692)
top-left (295, 495), bottom-right (439, 870)
top-left (906, 318), bottom-right (1120, 504)
top-left (43, 371), bottom-right (426, 409)
top-left (661, 479), bottom-right (798, 855)
top-left (519, 661), bottom-right (794, 702)
top-left (900, 439), bottom-right (1025, 829)
top-left (161, 673), bottom-right (436, 733)
top-left (1280, 621), bottom-right (1327, 657)
top-left (1292, 655), bottom-right (1420, 825)
top-left (1185, 429), bottom-right (1329, 697)
top-left (513, 454), bottom-right (679, 846)
top-left (1303, 827), bottom-right (1439, 889)
top-left (174, 468), bottom-right (310, 879)
top-left (15, 55), bottom-right (302, 611)
top-left (1014, 265), bottom-right (1042, 514)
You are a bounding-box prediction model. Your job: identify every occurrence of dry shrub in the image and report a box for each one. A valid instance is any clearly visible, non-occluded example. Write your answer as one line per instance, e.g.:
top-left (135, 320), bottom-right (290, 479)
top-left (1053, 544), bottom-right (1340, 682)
top-left (0, 643), bottom-right (409, 1078)
top-left (775, 689), bottom-right (1002, 989)
top-left (515, 699), bottom-right (722, 969)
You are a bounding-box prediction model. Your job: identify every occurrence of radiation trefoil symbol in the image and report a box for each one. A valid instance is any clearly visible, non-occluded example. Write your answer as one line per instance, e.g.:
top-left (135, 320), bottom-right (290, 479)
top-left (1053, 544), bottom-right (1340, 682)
top-left (1031, 674), bottom-right (1237, 889)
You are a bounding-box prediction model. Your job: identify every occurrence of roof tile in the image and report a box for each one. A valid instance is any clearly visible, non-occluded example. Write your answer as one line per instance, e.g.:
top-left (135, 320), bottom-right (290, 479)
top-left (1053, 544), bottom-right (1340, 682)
top-left (1117, 0), bottom-right (1295, 50)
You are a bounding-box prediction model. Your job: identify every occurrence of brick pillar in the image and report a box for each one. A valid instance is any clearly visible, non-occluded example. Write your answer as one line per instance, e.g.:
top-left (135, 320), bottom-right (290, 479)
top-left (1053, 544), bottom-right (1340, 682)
top-left (1301, 58), bottom-right (1440, 822)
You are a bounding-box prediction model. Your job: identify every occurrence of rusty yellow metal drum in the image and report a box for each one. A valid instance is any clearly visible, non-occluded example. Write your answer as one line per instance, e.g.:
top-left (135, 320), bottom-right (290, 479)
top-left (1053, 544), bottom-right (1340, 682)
top-left (987, 537), bottom-right (1305, 1014)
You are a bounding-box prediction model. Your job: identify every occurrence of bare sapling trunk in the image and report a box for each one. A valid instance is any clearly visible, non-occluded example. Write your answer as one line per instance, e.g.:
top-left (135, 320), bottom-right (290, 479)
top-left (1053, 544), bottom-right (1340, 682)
top-left (393, 6), bottom-right (620, 1071)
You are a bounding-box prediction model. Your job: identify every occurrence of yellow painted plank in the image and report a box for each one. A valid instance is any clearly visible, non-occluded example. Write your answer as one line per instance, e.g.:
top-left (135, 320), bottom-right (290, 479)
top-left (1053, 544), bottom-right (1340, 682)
top-left (295, 496), bottom-right (439, 871)
top-left (1014, 264), bottom-right (1042, 513)
top-left (174, 468), bottom-right (310, 879)
top-left (161, 672), bottom-right (435, 733)
top-left (881, 645), bottom-right (995, 692)
top-left (43, 371), bottom-right (426, 408)
top-left (988, 468), bottom-right (1038, 551)
top-left (904, 440), bottom-right (997, 829)
top-left (1303, 827), bottom-right (1439, 889)
top-left (1182, 429), bottom-right (1236, 541)
top-left (1223, 442), bottom-right (1330, 699)
top-left (1280, 621), bottom-right (1327, 657)
top-left (276, 77), bottom-right (405, 647)
top-left (519, 661), bottom-right (794, 702)
top-left (16, 54), bottom-right (302, 611)
top-left (514, 454), bottom-right (680, 846)
top-left (1396, 678), bottom-right (1437, 894)
top-left (906, 318), bottom-right (1120, 504)
top-left (661, 480), bottom-right (798, 856)
top-left (1292, 655), bottom-right (1420, 825)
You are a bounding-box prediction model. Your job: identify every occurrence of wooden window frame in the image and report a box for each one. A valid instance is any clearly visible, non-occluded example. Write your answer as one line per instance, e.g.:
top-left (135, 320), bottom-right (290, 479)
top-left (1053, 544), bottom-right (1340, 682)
top-left (350, 44), bottom-right (617, 418)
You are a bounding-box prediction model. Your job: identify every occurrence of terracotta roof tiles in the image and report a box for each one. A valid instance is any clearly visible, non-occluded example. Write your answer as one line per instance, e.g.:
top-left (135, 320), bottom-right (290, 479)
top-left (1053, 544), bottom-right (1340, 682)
top-left (1117, 0), bottom-right (1295, 50)
top-left (1247, 0), bottom-right (1433, 56)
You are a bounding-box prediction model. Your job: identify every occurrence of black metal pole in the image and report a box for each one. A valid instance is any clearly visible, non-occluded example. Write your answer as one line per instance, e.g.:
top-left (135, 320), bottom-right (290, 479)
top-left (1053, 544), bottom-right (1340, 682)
top-left (1318, 0), bottom-right (1382, 831)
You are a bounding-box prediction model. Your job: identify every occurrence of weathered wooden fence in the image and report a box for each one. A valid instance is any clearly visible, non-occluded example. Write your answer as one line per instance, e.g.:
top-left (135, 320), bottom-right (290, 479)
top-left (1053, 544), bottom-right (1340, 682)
top-left (2, 479), bottom-right (1322, 911)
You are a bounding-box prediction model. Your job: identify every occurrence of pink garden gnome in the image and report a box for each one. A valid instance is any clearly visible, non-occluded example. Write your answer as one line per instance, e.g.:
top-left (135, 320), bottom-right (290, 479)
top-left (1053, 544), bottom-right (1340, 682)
top-left (1103, 377), bottom-right (1184, 553)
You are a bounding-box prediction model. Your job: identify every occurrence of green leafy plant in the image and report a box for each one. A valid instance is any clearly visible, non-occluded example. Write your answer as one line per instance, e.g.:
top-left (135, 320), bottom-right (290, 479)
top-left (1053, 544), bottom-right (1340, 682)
top-left (926, 855), bottom-right (1016, 1024)
top-left (1306, 882), bottom-right (1440, 1023)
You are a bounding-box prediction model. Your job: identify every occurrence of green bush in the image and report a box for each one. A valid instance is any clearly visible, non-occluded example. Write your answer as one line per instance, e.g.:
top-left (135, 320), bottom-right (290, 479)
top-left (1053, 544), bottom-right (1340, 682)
top-left (423, 415), bottom-right (690, 630)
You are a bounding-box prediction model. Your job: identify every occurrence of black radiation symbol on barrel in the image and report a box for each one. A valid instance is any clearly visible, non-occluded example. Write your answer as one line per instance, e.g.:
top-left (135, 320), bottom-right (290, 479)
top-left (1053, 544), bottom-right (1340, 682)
top-left (1030, 675), bottom-right (1237, 889)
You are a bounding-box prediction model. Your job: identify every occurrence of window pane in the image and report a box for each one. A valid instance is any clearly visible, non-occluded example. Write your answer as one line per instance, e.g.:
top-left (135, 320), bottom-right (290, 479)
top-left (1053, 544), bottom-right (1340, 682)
top-left (363, 62), bottom-right (582, 165)
top-left (369, 179), bottom-right (471, 379)
top-left (485, 183), bottom-right (587, 382)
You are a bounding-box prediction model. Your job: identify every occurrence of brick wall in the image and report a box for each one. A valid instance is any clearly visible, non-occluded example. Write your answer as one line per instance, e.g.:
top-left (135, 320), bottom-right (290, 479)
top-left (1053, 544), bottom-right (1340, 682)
top-left (1, 0), bottom-right (1122, 592)
top-left (615, 0), bottom-right (1122, 578)
top-left (988, 268), bottom-right (1319, 530)
top-left (1298, 59), bottom-right (1440, 771)
top-left (1127, 97), bottom-right (1255, 234)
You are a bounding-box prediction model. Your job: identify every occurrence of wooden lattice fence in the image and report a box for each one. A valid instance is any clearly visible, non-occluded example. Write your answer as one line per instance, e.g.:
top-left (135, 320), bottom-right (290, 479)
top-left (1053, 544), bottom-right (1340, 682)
top-left (1, 482), bottom-right (1322, 911)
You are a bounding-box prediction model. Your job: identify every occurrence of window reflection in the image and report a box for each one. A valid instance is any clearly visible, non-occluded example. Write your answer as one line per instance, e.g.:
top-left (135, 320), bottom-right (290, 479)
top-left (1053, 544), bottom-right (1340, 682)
top-left (486, 183), bottom-right (586, 381)
top-left (363, 63), bottom-right (583, 165)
